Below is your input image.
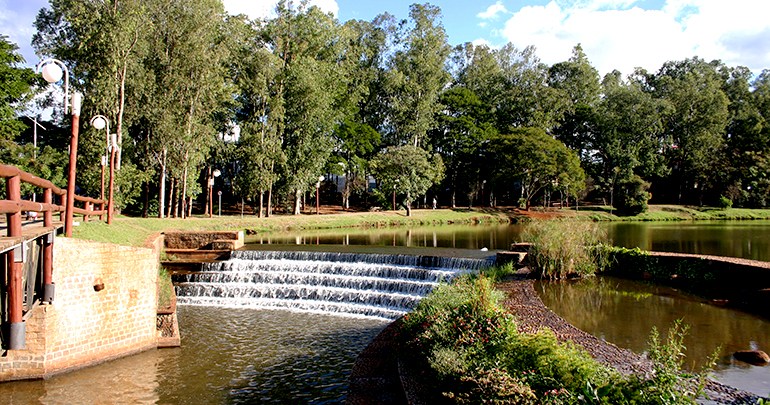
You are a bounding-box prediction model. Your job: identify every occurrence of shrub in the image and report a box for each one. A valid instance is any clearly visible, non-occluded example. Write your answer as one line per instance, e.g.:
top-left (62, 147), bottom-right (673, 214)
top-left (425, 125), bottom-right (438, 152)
top-left (615, 175), bottom-right (651, 216)
top-left (521, 220), bottom-right (609, 279)
top-left (401, 275), bottom-right (714, 404)
top-left (718, 195), bottom-right (733, 209)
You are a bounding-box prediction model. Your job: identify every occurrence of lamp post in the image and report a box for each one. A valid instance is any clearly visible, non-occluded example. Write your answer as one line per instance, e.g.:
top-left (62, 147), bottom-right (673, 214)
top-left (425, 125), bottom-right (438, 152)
top-left (316, 175), bottom-right (325, 215)
top-left (392, 179), bottom-right (399, 211)
top-left (90, 115), bottom-right (112, 222)
top-left (209, 169), bottom-right (221, 218)
top-left (38, 58), bottom-right (81, 237)
top-left (481, 180), bottom-right (486, 208)
top-left (37, 58), bottom-right (70, 114)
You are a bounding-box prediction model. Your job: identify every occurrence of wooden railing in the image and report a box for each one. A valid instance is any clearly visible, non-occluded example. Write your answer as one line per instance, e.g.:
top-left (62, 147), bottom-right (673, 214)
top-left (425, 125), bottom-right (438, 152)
top-left (0, 164), bottom-right (108, 221)
top-left (1, 163), bottom-right (108, 350)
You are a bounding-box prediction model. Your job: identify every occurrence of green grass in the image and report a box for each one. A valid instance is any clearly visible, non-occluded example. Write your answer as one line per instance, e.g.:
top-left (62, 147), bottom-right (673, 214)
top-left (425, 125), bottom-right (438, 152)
top-left (577, 205), bottom-right (770, 221)
top-left (71, 209), bottom-right (515, 247)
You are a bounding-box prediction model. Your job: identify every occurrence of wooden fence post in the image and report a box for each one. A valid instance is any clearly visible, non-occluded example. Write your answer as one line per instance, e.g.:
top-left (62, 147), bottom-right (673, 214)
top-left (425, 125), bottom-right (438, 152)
top-left (5, 174), bottom-right (25, 349)
top-left (43, 188), bottom-right (55, 304)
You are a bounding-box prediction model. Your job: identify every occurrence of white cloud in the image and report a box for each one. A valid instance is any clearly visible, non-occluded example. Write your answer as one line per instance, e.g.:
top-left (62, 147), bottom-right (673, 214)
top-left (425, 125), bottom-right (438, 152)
top-left (221, 0), bottom-right (339, 20)
top-left (499, 0), bottom-right (770, 76)
top-left (477, 1), bottom-right (509, 20)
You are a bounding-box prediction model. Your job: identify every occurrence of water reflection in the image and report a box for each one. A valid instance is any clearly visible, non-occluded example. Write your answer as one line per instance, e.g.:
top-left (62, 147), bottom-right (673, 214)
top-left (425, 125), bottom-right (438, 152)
top-left (246, 224), bottom-right (523, 251)
top-left (607, 221), bottom-right (770, 261)
top-left (0, 307), bottom-right (386, 404)
top-left (535, 276), bottom-right (770, 397)
top-left (245, 220), bottom-right (770, 261)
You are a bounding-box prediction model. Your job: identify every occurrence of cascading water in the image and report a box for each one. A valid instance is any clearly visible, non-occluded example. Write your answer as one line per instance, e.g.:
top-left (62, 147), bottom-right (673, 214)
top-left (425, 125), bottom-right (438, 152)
top-left (174, 250), bottom-right (494, 321)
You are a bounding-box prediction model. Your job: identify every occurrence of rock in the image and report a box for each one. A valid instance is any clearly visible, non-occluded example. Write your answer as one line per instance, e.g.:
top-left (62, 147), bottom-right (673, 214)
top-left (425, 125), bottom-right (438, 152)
top-left (733, 350), bottom-right (770, 366)
top-left (510, 242), bottom-right (532, 252)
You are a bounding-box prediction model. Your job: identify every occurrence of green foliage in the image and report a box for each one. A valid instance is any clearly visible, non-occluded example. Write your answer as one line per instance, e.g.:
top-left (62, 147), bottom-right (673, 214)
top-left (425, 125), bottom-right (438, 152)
top-left (157, 267), bottom-right (174, 310)
top-left (384, 3), bottom-right (451, 147)
top-left (371, 145), bottom-right (445, 216)
top-left (718, 195), bottom-right (733, 209)
top-left (615, 175), bottom-right (651, 216)
top-left (402, 275), bottom-right (711, 403)
top-left (489, 128), bottom-right (585, 209)
top-left (0, 36), bottom-right (36, 142)
top-left (522, 220), bottom-right (609, 279)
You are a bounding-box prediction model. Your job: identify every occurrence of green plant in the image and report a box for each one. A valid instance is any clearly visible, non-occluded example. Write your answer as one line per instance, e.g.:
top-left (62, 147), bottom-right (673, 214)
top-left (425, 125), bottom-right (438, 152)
top-left (615, 175), bottom-right (651, 216)
top-left (477, 262), bottom-right (515, 282)
top-left (718, 195), bottom-right (733, 209)
top-left (522, 220), bottom-right (609, 279)
top-left (157, 267), bottom-right (174, 310)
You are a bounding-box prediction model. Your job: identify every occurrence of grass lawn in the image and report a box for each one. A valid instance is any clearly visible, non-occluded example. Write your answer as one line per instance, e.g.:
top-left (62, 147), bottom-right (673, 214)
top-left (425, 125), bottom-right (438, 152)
top-left (71, 208), bottom-right (516, 247)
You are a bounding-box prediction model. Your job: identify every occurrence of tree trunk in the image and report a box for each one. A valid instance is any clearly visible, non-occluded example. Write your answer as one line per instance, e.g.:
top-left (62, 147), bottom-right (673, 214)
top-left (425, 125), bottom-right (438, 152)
top-left (142, 180), bottom-right (149, 218)
top-left (181, 152), bottom-right (189, 219)
top-left (167, 178), bottom-right (175, 218)
top-left (267, 185), bottom-right (273, 217)
top-left (258, 191), bottom-right (264, 218)
top-left (158, 147), bottom-right (167, 218)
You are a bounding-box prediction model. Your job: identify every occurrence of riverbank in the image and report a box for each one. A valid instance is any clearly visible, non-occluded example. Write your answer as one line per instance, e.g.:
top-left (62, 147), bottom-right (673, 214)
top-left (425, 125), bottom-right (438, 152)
top-left (348, 270), bottom-right (764, 404)
top-left (71, 209), bottom-right (515, 247)
top-left (66, 205), bottom-right (770, 247)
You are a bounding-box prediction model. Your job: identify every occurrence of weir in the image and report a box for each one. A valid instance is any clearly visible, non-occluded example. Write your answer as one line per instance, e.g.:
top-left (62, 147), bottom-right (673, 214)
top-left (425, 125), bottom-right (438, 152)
top-left (174, 250), bottom-right (494, 320)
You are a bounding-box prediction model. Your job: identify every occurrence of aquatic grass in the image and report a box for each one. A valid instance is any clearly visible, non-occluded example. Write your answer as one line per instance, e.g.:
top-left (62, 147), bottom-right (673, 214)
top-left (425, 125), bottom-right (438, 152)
top-left (521, 220), bottom-right (609, 279)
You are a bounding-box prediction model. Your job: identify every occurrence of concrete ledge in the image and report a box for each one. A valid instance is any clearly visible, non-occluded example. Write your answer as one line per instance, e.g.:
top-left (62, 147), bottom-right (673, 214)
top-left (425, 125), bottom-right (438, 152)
top-left (164, 230), bottom-right (244, 250)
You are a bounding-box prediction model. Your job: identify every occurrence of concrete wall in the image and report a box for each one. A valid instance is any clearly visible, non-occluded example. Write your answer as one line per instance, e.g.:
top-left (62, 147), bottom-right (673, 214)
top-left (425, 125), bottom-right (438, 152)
top-left (0, 238), bottom-right (159, 381)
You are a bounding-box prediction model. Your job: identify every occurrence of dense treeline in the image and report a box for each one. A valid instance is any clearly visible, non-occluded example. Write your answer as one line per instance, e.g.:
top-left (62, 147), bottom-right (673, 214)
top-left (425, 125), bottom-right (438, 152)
top-left (2, 0), bottom-right (769, 217)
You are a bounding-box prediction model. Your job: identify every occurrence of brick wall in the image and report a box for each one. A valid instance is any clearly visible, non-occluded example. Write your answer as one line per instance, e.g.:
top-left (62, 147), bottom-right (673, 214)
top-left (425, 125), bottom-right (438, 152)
top-left (0, 238), bottom-right (159, 380)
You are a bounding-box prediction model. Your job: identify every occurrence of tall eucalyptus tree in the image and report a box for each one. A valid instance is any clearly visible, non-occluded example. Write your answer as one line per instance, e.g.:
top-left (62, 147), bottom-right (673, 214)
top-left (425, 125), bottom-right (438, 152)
top-left (266, 1), bottom-right (346, 214)
top-left (384, 4), bottom-right (450, 147)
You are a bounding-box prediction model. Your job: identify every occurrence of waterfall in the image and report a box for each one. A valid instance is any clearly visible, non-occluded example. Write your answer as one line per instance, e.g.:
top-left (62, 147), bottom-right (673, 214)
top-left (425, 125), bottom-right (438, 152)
top-left (175, 250), bottom-right (493, 321)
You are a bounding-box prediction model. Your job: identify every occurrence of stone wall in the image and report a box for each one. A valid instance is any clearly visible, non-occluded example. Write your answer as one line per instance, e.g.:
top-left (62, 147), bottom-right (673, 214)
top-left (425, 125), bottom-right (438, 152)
top-left (164, 230), bottom-right (244, 250)
top-left (0, 238), bottom-right (159, 381)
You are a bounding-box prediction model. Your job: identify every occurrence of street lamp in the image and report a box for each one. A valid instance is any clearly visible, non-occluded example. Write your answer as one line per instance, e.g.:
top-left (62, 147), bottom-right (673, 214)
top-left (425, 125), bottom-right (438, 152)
top-left (209, 169), bottom-right (221, 218)
top-left (90, 115), bottom-right (114, 223)
top-left (316, 175), bottom-right (325, 215)
top-left (392, 179), bottom-right (399, 211)
top-left (37, 59), bottom-right (69, 114)
top-left (38, 58), bottom-right (81, 237)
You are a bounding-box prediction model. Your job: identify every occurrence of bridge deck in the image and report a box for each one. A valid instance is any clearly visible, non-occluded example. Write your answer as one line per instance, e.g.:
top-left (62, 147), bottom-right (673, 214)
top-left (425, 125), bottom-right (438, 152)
top-left (0, 220), bottom-right (63, 253)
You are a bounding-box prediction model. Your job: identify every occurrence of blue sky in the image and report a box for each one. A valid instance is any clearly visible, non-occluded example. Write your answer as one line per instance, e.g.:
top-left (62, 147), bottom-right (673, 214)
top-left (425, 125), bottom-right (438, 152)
top-left (2, 0), bottom-right (768, 76)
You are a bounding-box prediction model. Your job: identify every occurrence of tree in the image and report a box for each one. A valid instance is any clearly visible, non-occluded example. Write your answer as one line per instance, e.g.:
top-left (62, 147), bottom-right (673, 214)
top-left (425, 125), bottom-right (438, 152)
top-left (431, 86), bottom-right (496, 207)
top-left (229, 16), bottom-right (284, 217)
top-left (370, 145), bottom-right (445, 216)
top-left (494, 44), bottom-right (569, 133)
top-left (489, 128), bottom-right (584, 209)
top-left (141, 0), bottom-right (231, 218)
top-left (384, 3), bottom-right (450, 147)
top-left (549, 44), bottom-right (602, 156)
top-left (0, 36), bottom-right (36, 143)
top-left (33, 0), bottom-right (149, 195)
top-left (267, 1), bottom-right (346, 214)
top-left (333, 119), bottom-right (380, 209)
top-left (591, 71), bottom-right (671, 208)
top-left (651, 58), bottom-right (729, 204)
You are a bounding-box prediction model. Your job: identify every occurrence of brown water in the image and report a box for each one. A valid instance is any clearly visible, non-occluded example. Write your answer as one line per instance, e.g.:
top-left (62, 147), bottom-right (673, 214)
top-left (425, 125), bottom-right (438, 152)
top-left (0, 307), bottom-right (386, 404)
top-left (245, 220), bottom-right (770, 262)
top-left (535, 276), bottom-right (770, 397)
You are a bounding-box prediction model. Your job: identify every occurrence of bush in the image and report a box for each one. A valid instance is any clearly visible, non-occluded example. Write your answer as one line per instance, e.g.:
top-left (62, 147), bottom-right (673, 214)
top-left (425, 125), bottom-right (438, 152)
top-left (718, 195), bottom-right (733, 209)
top-left (616, 175), bottom-right (651, 216)
top-left (521, 220), bottom-right (609, 279)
